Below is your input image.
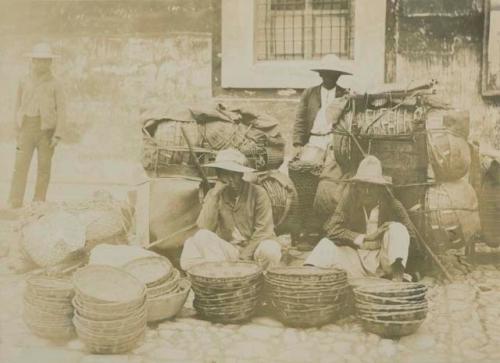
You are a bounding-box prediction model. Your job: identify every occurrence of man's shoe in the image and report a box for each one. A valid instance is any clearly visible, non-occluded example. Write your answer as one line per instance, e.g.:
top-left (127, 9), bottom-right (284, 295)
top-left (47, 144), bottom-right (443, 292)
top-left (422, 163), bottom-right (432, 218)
top-left (391, 258), bottom-right (405, 282)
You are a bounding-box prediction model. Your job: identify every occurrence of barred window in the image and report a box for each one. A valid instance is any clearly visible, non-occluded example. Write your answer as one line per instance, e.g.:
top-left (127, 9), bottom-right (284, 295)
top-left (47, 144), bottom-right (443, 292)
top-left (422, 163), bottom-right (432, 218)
top-left (255, 0), bottom-right (355, 61)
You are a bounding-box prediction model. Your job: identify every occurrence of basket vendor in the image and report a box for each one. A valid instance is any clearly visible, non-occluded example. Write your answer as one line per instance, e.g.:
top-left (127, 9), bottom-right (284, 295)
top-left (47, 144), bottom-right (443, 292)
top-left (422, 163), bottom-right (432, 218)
top-left (180, 148), bottom-right (282, 271)
top-left (292, 54), bottom-right (352, 156)
top-left (8, 43), bottom-right (65, 209)
top-left (304, 156), bottom-right (415, 281)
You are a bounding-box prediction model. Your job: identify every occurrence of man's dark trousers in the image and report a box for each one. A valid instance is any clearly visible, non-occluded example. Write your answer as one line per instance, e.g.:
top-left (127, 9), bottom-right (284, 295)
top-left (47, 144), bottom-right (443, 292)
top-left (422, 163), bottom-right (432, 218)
top-left (9, 116), bottom-right (55, 208)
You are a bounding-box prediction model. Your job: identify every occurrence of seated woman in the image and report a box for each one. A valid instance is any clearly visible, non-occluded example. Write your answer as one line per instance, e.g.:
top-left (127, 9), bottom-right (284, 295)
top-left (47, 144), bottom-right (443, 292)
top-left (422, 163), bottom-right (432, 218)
top-left (305, 156), bottom-right (415, 281)
top-left (180, 149), bottom-right (282, 271)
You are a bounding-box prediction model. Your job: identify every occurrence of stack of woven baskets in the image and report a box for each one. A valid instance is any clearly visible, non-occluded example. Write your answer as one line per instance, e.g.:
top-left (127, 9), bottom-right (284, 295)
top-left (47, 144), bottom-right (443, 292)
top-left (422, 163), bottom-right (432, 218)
top-left (123, 256), bottom-right (190, 322)
top-left (353, 282), bottom-right (428, 338)
top-left (187, 261), bottom-right (263, 323)
top-left (72, 265), bottom-right (147, 354)
top-left (23, 275), bottom-right (75, 340)
top-left (264, 266), bottom-right (349, 327)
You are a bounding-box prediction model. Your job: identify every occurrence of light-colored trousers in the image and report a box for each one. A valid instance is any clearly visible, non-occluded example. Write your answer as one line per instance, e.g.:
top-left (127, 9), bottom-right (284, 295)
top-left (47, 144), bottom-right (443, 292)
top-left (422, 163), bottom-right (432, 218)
top-left (180, 229), bottom-right (282, 271)
top-left (304, 222), bottom-right (410, 278)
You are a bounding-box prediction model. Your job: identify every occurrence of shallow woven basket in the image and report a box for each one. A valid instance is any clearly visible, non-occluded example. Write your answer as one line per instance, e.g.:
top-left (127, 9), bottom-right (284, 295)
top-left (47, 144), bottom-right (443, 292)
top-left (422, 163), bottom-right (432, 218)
top-left (146, 269), bottom-right (180, 298)
top-left (123, 256), bottom-right (173, 287)
top-left (359, 316), bottom-right (425, 337)
top-left (26, 275), bottom-right (74, 299)
top-left (72, 296), bottom-right (146, 321)
top-left (357, 308), bottom-right (428, 322)
top-left (24, 318), bottom-right (75, 340)
top-left (73, 265), bottom-right (146, 305)
top-left (354, 291), bottom-right (427, 306)
top-left (147, 279), bottom-right (191, 322)
top-left (266, 266), bottom-right (347, 283)
top-left (74, 310), bottom-right (146, 335)
top-left (187, 261), bottom-right (262, 284)
top-left (191, 281), bottom-right (262, 299)
top-left (271, 302), bottom-right (343, 328)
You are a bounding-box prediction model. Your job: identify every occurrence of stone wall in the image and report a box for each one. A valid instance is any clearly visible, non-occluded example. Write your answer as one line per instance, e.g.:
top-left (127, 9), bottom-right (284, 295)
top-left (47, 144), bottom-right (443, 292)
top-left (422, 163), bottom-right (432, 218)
top-left (0, 0), bottom-right (214, 161)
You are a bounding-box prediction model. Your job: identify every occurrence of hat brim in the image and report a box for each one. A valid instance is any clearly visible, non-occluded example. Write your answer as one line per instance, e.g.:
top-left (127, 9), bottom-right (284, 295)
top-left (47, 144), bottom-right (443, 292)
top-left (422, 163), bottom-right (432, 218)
top-left (204, 161), bottom-right (255, 173)
top-left (311, 68), bottom-right (353, 75)
top-left (349, 176), bottom-right (392, 185)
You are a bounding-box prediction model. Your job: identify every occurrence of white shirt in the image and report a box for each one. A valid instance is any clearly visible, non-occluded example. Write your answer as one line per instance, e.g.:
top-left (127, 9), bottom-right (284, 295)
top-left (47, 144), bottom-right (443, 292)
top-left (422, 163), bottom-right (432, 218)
top-left (354, 205), bottom-right (380, 247)
top-left (308, 86), bottom-right (338, 150)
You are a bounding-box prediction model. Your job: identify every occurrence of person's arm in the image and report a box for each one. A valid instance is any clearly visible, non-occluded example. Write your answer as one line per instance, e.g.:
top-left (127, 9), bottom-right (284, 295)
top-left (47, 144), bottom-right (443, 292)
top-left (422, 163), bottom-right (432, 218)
top-left (390, 195), bottom-right (417, 240)
top-left (53, 81), bottom-right (66, 140)
top-left (240, 186), bottom-right (276, 260)
top-left (196, 183), bottom-right (225, 232)
top-left (323, 186), bottom-right (364, 248)
top-left (292, 88), bottom-right (310, 148)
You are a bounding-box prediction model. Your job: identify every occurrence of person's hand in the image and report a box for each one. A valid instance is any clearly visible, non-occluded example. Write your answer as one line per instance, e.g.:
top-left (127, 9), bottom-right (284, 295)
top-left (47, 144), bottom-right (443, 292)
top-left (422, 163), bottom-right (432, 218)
top-left (364, 222), bottom-right (390, 242)
top-left (293, 145), bottom-right (303, 158)
top-left (50, 137), bottom-right (60, 148)
top-left (239, 246), bottom-right (254, 261)
top-left (360, 240), bottom-right (381, 250)
top-left (212, 180), bottom-right (227, 194)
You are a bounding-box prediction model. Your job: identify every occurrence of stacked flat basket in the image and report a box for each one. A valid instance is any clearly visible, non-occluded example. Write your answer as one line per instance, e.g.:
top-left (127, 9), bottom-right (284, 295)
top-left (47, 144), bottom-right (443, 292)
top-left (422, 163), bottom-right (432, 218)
top-left (353, 282), bottom-right (428, 338)
top-left (23, 275), bottom-right (75, 340)
top-left (187, 261), bottom-right (263, 323)
top-left (123, 256), bottom-right (190, 322)
top-left (265, 267), bottom-right (349, 327)
top-left (72, 265), bottom-right (147, 354)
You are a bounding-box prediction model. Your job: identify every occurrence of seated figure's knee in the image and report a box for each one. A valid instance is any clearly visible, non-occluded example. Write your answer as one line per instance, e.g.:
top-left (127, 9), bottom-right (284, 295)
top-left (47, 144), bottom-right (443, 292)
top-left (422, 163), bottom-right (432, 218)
top-left (254, 240), bottom-right (282, 265)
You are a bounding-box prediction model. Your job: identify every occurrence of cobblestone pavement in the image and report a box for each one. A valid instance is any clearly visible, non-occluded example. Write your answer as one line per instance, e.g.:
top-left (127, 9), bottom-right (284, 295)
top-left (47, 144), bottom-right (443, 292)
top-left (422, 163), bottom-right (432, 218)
top-left (1, 253), bottom-right (500, 363)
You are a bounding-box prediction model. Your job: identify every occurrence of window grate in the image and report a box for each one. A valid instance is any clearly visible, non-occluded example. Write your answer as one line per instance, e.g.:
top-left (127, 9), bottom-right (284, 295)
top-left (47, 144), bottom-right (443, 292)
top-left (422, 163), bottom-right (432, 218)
top-left (256, 0), bottom-right (355, 61)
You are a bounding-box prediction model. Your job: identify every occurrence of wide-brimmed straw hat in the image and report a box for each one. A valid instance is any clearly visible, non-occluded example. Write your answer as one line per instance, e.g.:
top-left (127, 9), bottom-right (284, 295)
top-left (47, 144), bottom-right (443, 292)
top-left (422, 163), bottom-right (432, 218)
top-left (311, 54), bottom-right (353, 75)
top-left (349, 155), bottom-right (392, 185)
top-left (204, 148), bottom-right (255, 173)
top-left (25, 43), bottom-right (59, 59)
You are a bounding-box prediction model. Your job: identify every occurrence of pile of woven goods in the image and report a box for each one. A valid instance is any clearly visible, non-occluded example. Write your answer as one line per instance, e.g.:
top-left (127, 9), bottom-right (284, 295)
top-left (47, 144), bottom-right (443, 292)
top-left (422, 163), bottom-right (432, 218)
top-left (141, 102), bottom-right (285, 176)
top-left (264, 266), bottom-right (349, 327)
top-left (123, 256), bottom-right (190, 322)
top-left (8, 193), bottom-right (133, 273)
top-left (187, 261), bottom-right (263, 323)
top-left (23, 275), bottom-right (75, 340)
top-left (352, 282), bottom-right (429, 338)
top-left (72, 265), bottom-right (148, 354)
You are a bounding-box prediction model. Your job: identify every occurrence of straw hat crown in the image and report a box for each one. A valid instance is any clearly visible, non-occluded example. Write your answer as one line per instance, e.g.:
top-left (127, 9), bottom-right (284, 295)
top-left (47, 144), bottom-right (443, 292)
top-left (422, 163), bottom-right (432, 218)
top-left (204, 148), bottom-right (255, 173)
top-left (311, 54), bottom-right (353, 75)
top-left (26, 43), bottom-right (59, 59)
top-left (350, 155), bottom-right (392, 185)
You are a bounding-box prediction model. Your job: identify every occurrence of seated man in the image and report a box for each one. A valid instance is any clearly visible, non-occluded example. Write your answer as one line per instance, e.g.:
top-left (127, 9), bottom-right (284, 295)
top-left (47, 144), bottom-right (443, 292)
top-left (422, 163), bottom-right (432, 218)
top-left (304, 155), bottom-right (415, 281)
top-left (180, 149), bottom-right (282, 271)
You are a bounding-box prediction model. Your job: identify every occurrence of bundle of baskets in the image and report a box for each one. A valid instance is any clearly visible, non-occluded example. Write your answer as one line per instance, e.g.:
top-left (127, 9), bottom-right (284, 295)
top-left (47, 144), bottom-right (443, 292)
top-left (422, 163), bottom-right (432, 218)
top-left (264, 266), bottom-right (349, 327)
top-left (187, 261), bottom-right (263, 324)
top-left (353, 282), bottom-right (428, 338)
top-left (123, 256), bottom-right (190, 322)
top-left (23, 275), bottom-right (75, 340)
top-left (72, 265), bottom-right (147, 354)
top-left (142, 118), bottom-right (216, 177)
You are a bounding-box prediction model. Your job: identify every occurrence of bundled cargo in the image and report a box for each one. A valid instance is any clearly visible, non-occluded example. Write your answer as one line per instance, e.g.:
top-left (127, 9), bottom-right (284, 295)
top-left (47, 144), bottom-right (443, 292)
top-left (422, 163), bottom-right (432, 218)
top-left (72, 265), bottom-right (147, 354)
top-left (427, 129), bottom-right (471, 182)
top-left (187, 261), bottom-right (263, 324)
top-left (353, 282), bottom-right (428, 338)
top-left (191, 104), bottom-right (285, 171)
top-left (254, 171), bottom-right (300, 232)
top-left (423, 180), bottom-right (480, 253)
top-left (264, 266), bottom-right (349, 327)
top-left (140, 104), bottom-right (216, 178)
top-left (23, 275), bottom-right (75, 340)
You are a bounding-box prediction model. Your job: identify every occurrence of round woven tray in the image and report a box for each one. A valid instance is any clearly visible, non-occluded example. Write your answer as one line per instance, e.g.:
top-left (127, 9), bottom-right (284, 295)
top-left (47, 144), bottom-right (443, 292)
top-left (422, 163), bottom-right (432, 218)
top-left (73, 265), bottom-right (146, 304)
top-left (26, 275), bottom-right (74, 299)
top-left (24, 318), bottom-right (75, 340)
top-left (123, 256), bottom-right (173, 287)
top-left (266, 266), bottom-right (347, 283)
top-left (73, 308), bottom-right (146, 333)
top-left (72, 297), bottom-right (146, 321)
top-left (358, 308), bottom-right (428, 322)
top-left (268, 291), bottom-right (347, 308)
top-left (187, 261), bottom-right (262, 283)
top-left (190, 275), bottom-right (262, 291)
top-left (354, 282), bottom-right (428, 296)
top-left (146, 269), bottom-right (180, 298)
top-left (147, 279), bottom-right (191, 322)
top-left (354, 291), bottom-right (427, 305)
top-left (193, 298), bottom-right (258, 313)
top-left (23, 304), bottom-right (73, 322)
top-left (272, 304), bottom-right (342, 328)
top-left (265, 277), bottom-right (348, 292)
top-left (355, 300), bottom-right (429, 312)
top-left (24, 294), bottom-right (74, 314)
top-left (359, 316), bottom-right (425, 338)
top-left (192, 280), bottom-right (261, 296)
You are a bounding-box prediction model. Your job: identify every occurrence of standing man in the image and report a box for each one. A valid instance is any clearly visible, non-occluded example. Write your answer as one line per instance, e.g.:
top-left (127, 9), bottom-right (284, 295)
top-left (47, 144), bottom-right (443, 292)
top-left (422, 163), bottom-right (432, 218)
top-left (292, 54), bottom-right (352, 155)
top-left (180, 149), bottom-right (282, 271)
top-left (304, 156), bottom-right (415, 281)
top-left (8, 43), bottom-right (65, 208)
